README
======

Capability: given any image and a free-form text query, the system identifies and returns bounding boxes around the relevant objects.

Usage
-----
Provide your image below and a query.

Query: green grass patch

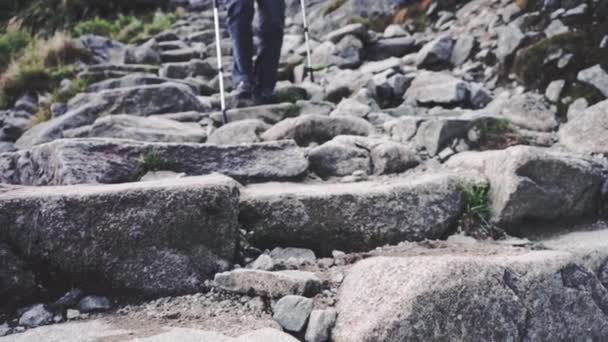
[72,12,178,44]
[458,184,493,238]
[137,148,165,174]
[0,31,31,72]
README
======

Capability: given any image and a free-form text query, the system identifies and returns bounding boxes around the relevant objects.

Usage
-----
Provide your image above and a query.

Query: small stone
[66,309,81,320]
[305,309,338,342]
[78,296,111,313]
[249,254,275,271]
[567,98,589,121]
[0,323,10,337]
[19,304,54,328]
[557,53,573,69]
[544,20,569,38]
[214,269,322,298]
[332,251,346,259]
[270,247,317,265]
[577,65,608,97]
[545,80,565,102]
[54,288,84,309]
[272,295,314,332]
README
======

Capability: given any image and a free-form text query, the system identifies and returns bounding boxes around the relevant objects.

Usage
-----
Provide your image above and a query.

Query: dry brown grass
[0,32,90,108]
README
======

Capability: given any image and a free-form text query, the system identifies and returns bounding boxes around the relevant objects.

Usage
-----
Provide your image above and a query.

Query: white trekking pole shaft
[299,0,314,83]
[213,0,228,124]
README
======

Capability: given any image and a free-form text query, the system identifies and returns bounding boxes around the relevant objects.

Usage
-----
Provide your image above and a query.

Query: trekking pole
[299,0,315,83]
[213,0,229,124]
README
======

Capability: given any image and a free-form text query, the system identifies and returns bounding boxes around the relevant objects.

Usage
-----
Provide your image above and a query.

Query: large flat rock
[16,83,207,149]
[446,146,605,230]
[239,172,470,255]
[559,100,608,154]
[0,175,240,296]
[0,138,309,185]
[333,249,608,341]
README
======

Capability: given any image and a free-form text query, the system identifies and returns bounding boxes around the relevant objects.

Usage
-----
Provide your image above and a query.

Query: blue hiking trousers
[226,0,286,94]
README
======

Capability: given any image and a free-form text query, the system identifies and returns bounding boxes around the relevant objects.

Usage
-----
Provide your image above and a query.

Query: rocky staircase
[1,0,608,341]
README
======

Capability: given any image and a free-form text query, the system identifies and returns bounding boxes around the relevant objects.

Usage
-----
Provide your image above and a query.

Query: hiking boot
[254,90,277,105]
[235,81,254,100]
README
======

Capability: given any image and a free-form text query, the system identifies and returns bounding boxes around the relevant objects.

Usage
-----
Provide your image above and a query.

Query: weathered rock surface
[309,135,420,178]
[214,269,321,298]
[207,119,270,145]
[272,295,313,332]
[239,172,469,255]
[446,146,604,229]
[0,175,240,295]
[404,71,469,106]
[0,139,308,185]
[305,309,337,342]
[559,100,608,154]
[0,242,37,312]
[16,83,207,149]
[262,115,375,146]
[333,251,608,341]
[84,115,207,143]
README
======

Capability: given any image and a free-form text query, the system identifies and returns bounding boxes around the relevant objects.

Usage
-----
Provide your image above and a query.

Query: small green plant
[458,184,493,238]
[477,118,523,151]
[137,148,165,173]
[324,0,348,16]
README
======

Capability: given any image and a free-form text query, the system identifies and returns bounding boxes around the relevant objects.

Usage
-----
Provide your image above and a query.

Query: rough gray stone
[326,24,369,44]
[559,100,608,154]
[451,35,475,66]
[446,146,604,228]
[270,247,316,265]
[577,65,608,97]
[309,136,419,178]
[262,115,375,146]
[333,251,608,341]
[86,115,207,143]
[0,175,240,295]
[18,304,54,328]
[368,36,416,60]
[78,296,111,313]
[498,92,558,131]
[210,103,300,124]
[1,139,308,185]
[305,309,337,342]
[404,71,469,106]
[496,25,524,62]
[16,83,207,149]
[0,242,37,311]
[545,79,565,102]
[207,119,271,145]
[566,98,589,121]
[239,172,469,255]
[214,269,321,298]
[416,36,454,70]
[273,295,314,332]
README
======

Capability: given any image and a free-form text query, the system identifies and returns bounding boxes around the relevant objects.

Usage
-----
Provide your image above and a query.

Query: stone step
[239,172,475,255]
[0,175,240,297]
[333,225,608,341]
[16,83,208,149]
[65,114,208,143]
[1,138,309,186]
[446,145,606,231]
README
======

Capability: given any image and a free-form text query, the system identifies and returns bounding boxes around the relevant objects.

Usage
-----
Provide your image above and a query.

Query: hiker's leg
[226,0,255,87]
[254,0,286,95]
